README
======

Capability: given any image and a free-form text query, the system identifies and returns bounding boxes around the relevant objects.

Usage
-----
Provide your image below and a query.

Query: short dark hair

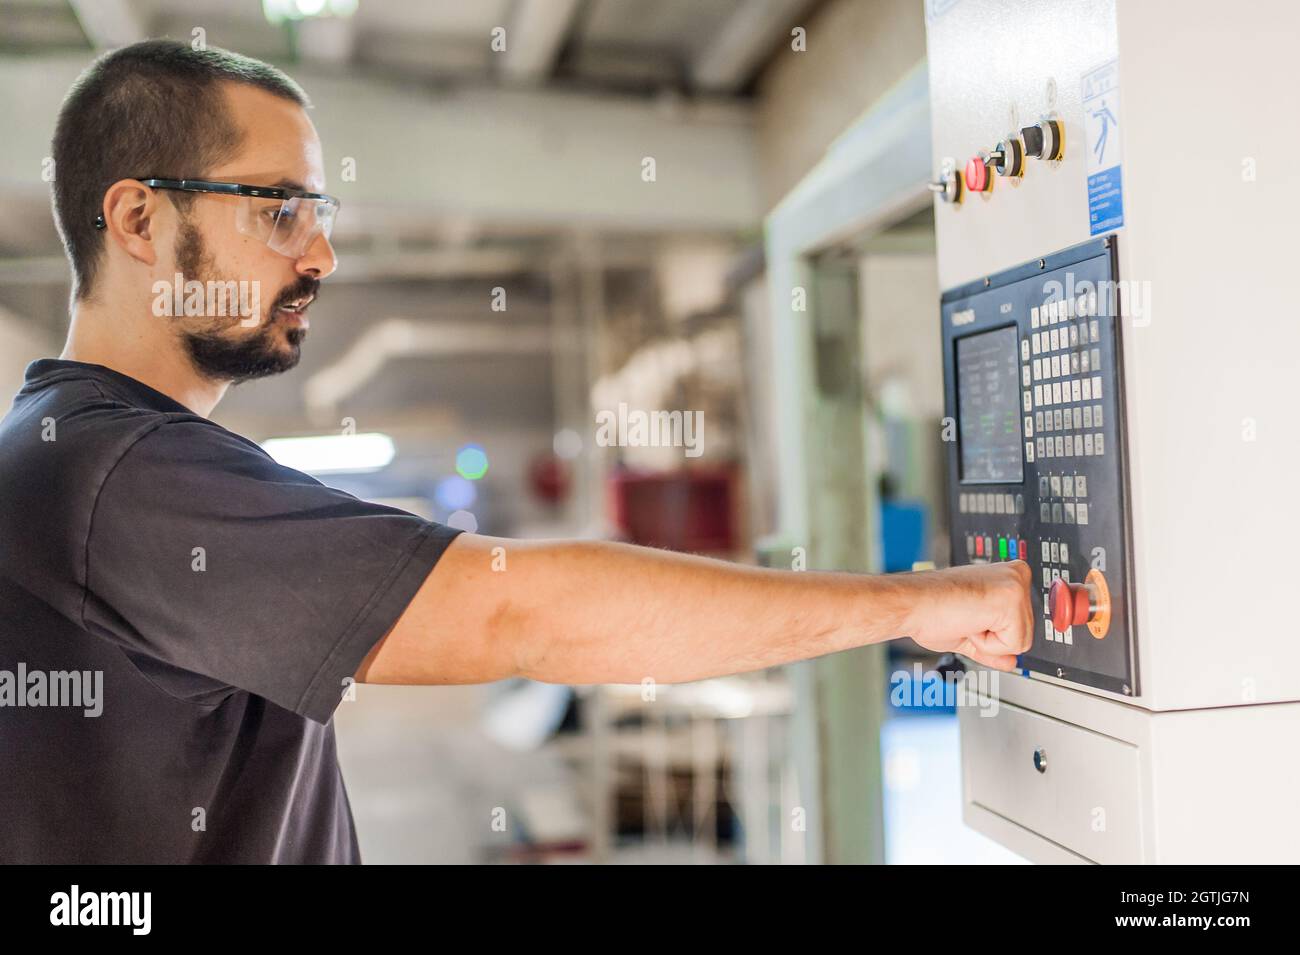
[51,39,310,299]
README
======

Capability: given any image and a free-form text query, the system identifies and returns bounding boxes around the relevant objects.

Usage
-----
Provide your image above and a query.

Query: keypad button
[1024,415,1034,437]
[1036,437,1045,456]
[1051,502,1063,523]
[1039,476,1049,497]
[1081,350,1091,372]
[1049,542,1060,562]
[1095,433,1105,455]
[1059,542,1069,563]
[1054,436,1064,457]
[1033,358,1042,380]
[1021,338,1030,361]
[1069,325,1079,348]
[1015,493,1024,514]
[1083,405,1093,428]
[1023,364,1031,386]
[1089,319,1100,342]
[1076,502,1088,525]
[1091,347,1101,368]
[1064,502,1076,523]
[1092,376,1102,400]
[1050,476,1061,497]
[1062,475,1074,496]
[1084,433,1094,455]
[1041,540,1051,562]
[1032,306,1040,328]
[1040,502,1050,522]
[1076,476,1087,497]
[1093,404,1103,427]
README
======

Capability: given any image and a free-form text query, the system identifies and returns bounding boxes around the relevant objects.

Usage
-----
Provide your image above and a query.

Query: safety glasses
[131,178,340,259]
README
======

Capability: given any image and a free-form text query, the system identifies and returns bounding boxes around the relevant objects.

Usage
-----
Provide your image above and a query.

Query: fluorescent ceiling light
[261,432,395,475]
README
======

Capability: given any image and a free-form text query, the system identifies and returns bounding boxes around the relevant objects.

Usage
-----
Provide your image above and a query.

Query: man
[0,40,1031,863]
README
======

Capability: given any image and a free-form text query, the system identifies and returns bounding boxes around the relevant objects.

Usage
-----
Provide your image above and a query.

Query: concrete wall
[754,0,927,212]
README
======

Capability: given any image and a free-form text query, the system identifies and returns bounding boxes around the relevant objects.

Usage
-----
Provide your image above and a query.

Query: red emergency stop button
[1048,570,1113,639]
[965,155,992,193]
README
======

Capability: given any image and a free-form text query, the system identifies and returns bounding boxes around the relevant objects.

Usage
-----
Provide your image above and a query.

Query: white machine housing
[926,0,1300,862]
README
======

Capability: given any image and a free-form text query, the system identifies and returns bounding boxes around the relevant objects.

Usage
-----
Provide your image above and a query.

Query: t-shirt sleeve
[82,418,463,724]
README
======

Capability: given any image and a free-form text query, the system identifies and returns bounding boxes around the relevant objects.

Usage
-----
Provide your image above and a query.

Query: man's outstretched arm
[355,534,1034,687]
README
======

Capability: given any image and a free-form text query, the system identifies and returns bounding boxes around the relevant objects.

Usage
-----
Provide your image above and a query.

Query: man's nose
[296,231,337,280]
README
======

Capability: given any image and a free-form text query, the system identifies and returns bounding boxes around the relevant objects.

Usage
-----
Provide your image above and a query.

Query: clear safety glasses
[130,178,340,259]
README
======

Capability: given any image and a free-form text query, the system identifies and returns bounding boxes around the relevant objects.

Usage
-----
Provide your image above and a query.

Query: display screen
[956,326,1024,484]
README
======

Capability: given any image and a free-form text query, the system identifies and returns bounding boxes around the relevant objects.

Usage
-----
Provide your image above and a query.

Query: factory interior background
[0,0,1023,864]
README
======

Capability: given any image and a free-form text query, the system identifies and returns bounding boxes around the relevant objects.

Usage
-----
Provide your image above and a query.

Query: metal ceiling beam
[67,0,145,50]
[498,0,583,85]
[690,0,812,93]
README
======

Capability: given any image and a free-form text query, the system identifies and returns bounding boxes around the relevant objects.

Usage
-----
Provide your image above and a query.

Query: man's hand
[903,561,1035,672]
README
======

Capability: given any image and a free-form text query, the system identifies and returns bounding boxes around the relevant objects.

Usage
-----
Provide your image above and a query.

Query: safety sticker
[1081,58,1123,235]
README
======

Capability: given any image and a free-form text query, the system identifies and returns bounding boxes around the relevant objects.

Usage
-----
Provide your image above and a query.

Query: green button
[998,537,1008,560]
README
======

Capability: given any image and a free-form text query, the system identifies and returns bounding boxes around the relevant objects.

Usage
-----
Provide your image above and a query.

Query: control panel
[941,236,1136,696]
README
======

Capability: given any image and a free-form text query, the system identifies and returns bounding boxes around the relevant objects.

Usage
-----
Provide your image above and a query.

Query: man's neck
[61,305,229,418]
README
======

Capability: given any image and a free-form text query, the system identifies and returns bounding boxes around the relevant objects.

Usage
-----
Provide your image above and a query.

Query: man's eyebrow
[272,178,308,192]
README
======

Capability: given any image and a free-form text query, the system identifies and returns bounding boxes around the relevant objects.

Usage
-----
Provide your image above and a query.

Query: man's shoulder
[0,375,252,504]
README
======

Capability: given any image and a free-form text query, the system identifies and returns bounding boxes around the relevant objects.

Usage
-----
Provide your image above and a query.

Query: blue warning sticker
[1081,59,1123,235]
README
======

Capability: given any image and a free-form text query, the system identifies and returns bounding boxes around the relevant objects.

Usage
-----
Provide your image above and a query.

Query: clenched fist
[904,561,1035,671]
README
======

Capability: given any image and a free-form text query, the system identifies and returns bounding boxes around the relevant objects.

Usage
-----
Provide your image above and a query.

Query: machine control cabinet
[941,237,1135,696]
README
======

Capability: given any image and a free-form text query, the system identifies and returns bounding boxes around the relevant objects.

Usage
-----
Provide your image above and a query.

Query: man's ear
[101,179,161,267]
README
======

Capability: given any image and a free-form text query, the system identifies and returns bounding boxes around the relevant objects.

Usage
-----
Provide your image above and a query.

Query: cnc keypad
[942,238,1136,695]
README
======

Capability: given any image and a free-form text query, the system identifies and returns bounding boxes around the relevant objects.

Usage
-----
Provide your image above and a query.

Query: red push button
[964,155,991,193]
[975,535,984,556]
[1017,539,1027,561]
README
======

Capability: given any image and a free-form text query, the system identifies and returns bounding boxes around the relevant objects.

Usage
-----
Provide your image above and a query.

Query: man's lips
[274,295,313,329]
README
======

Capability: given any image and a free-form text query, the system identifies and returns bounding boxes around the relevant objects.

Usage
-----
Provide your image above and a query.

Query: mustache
[272,276,321,310]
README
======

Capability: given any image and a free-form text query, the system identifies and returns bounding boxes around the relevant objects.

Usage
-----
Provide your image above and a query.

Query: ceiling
[1,0,817,96]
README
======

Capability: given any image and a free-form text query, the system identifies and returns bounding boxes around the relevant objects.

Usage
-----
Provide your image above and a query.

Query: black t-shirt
[0,358,462,863]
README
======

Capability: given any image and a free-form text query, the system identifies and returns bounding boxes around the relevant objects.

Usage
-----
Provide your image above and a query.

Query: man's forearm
[499,538,915,685]
[358,533,1032,686]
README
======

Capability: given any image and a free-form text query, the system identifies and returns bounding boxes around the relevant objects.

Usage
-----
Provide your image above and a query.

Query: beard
[173,220,318,385]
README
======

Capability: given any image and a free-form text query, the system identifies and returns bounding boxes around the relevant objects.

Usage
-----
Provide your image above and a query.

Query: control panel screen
[956,326,1024,484]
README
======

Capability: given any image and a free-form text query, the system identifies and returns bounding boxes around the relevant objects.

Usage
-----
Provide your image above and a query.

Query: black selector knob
[1020,119,1064,161]
[991,137,1025,177]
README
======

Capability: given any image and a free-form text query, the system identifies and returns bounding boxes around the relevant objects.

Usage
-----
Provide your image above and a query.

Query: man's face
[164,82,336,384]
